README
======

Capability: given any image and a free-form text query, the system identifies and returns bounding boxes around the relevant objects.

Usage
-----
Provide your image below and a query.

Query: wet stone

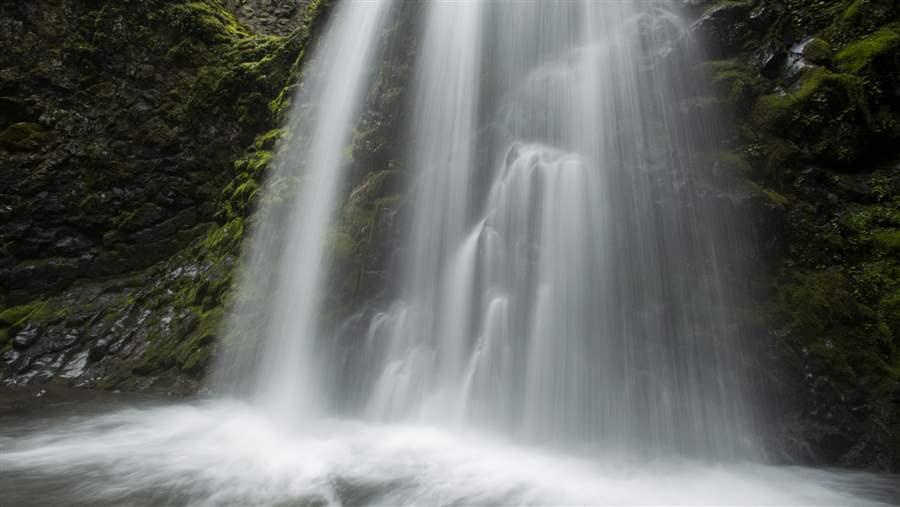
[59,352,89,379]
[1,349,20,364]
[89,338,110,361]
[12,324,41,350]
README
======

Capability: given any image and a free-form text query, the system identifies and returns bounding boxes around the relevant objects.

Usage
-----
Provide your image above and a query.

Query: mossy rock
[327,230,357,262]
[803,38,832,65]
[835,25,900,73]
[748,181,789,207]
[753,69,865,131]
[0,301,62,349]
[167,1,250,44]
[706,59,765,113]
[751,68,872,167]
[0,301,55,329]
[0,122,48,151]
[783,270,859,335]
[883,292,900,334]
[873,229,900,252]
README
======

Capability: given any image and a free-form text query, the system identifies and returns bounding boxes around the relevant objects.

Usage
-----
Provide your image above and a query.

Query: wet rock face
[0,0,247,304]
[224,0,308,36]
[0,0,333,393]
[689,1,757,58]
[11,325,40,350]
[0,249,237,395]
[691,0,900,471]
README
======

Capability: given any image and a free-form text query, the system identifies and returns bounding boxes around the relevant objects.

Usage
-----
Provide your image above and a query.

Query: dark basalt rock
[12,325,41,350]
[690,2,755,58]
[1,350,20,364]
[754,42,786,79]
[690,0,900,472]
[0,0,335,393]
[224,0,308,36]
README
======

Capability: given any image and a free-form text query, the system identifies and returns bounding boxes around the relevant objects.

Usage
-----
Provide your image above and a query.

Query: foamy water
[2,400,896,506]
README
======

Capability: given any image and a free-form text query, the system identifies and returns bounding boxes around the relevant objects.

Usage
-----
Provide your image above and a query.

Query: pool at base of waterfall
[1,390,897,507]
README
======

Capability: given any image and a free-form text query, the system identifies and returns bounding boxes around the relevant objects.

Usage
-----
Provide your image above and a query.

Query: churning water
[2,1,898,505]
[2,397,898,506]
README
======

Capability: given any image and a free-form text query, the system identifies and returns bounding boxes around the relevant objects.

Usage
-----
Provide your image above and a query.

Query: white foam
[3,401,893,506]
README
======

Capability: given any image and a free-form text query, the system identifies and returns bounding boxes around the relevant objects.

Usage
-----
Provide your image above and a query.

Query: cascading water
[2,2,898,506]
[215,0,395,424]
[357,1,758,459]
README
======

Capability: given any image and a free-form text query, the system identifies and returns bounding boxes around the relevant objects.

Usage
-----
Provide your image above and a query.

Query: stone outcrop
[690,0,900,470]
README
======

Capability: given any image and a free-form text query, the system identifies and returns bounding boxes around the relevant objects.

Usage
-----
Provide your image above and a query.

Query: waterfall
[352,1,759,458]
[216,0,395,424]
[223,0,760,457]
[4,2,899,505]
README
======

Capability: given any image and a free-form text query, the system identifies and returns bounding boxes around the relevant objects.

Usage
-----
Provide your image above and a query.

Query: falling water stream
[2,1,898,505]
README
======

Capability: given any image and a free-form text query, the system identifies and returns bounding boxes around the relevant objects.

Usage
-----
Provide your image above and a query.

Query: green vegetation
[167,1,250,43]
[835,25,900,72]
[803,38,832,65]
[701,0,900,469]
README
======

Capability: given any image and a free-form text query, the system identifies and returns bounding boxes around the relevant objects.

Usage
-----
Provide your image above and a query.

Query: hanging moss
[253,128,285,151]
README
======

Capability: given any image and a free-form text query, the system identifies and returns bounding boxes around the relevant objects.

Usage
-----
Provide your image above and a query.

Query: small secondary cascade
[224,0,760,459]
[216,0,395,424]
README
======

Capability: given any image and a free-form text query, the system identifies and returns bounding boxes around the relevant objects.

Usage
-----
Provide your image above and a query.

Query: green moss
[247,150,273,176]
[748,181,789,207]
[202,218,245,254]
[835,26,900,73]
[302,0,336,29]
[753,68,865,130]
[268,87,292,118]
[702,0,900,468]
[0,301,63,348]
[707,59,765,112]
[0,302,52,328]
[167,1,250,44]
[874,230,900,251]
[716,150,753,173]
[803,38,832,65]
[166,37,209,66]
[0,122,48,151]
[328,230,357,261]
[844,200,900,235]
[840,0,864,23]
[784,270,859,335]
[254,128,285,151]
[175,307,223,375]
[374,195,401,210]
